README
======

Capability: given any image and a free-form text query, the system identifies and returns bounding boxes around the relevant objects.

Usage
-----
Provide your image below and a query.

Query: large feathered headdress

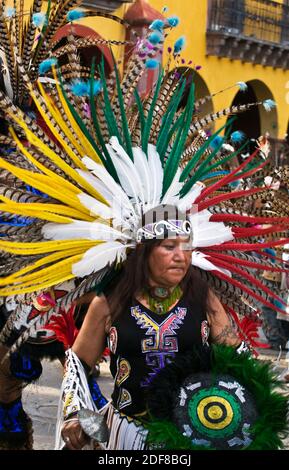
[0,5,288,353]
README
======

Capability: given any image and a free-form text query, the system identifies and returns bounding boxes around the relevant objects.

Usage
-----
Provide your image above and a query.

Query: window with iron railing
[207,0,289,45]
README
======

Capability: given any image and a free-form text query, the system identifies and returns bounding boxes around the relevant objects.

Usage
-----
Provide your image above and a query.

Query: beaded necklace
[143,285,183,315]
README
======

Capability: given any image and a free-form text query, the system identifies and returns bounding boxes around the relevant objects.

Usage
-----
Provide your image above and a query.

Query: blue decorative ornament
[167,16,180,27]
[145,59,160,69]
[231,130,246,144]
[32,12,47,28]
[262,99,276,112]
[67,9,85,22]
[39,58,57,75]
[88,376,108,410]
[209,135,224,149]
[149,19,164,31]
[0,398,28,434]
[10,352,43,382]
[148,31,163,45]
[174,36,186,54]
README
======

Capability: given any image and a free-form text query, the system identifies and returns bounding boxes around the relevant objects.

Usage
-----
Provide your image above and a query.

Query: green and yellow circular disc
[188,387,241,438]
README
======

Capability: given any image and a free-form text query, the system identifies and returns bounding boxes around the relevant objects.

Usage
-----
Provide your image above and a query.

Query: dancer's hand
[61,418,90,450]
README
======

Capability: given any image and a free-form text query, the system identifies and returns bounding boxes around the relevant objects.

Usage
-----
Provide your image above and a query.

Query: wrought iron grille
[81,0,132,12]
[207,0,289,45]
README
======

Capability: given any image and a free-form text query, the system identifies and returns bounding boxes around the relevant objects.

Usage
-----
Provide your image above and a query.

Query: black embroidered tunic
[108,293,210,416]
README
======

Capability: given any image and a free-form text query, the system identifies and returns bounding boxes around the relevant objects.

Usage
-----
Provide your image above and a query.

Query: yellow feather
[2,253,83,285]
[0,247,88,284]
[0,239,98,255]
[0,273,76,296]
[37,80,87,158]
[52,66,103,164]
[9,118,108,204]
[0,198,94,222]
[0,254,84,295]
[9,127,82,194]
[0,203,73,224]
[0,157,86,210]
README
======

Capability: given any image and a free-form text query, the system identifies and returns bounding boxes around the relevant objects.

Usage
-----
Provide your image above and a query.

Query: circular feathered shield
[144,345,288,450]
[172,372,258,450]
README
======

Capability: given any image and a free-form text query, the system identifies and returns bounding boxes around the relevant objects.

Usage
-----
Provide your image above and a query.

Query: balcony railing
[81,0,132,12]
[207,0,289,69]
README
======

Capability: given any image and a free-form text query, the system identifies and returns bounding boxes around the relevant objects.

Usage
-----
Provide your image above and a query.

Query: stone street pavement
[23,350,289,450]
[22,359,113,450]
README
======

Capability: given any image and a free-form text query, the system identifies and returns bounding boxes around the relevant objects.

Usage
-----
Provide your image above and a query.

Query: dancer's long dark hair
[106,239,210,321]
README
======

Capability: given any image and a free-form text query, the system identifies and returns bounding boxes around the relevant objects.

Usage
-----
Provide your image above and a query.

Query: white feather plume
[177,182,205,212]
[72,241,133,277]
[132,147,151,203]
[147,144,163,207]
[42,221,128,241]
[191,251,232,277]
[189,210,234,247]
[82,157,136,222]
[106,138,144,208]
[76,169,114,205]
[78,193,113,219]
[161,167,183,205]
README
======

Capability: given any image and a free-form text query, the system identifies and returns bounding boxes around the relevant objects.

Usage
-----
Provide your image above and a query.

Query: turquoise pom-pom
[262,99,276,112]
[39,58,58,75]
[167,16,180,27]
[148,31,163,45]
[70,80,102,97]
[67,9,85,22]
[231,131,246,144]
[149,19,164,31]
[174,36,186,54]
[32,13,47,28]
[70,80,88,97]
[236,81,248,92]
[145,59,160,69]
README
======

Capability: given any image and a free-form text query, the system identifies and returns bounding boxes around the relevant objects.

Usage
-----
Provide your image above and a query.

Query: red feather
[198,187,265,212]
[210,214,289,225]
[194,148,260,204]
[207,255,287,307]
[44,306,79,350]
[228,307,269,353]
[206,238,289,252]
[202,250,287,273]
[232,225,289,239]
[211,269,286,315]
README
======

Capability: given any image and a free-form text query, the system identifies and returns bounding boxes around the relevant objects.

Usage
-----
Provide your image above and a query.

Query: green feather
[187,122,234,185]
[89,58,119,182]
[198,139,250,180]
[156,79,186,162]
[57,70,105,164]
[163,82,195,195]
[180,120,231,185]
[134,89,146,137]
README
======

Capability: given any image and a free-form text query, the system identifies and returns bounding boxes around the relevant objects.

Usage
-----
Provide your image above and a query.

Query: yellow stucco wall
[2,0,289,139]
[146,0,289,140]
[76,0,289,140]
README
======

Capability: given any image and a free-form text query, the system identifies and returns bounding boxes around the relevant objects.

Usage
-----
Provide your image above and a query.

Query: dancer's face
[148,236,192,288]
